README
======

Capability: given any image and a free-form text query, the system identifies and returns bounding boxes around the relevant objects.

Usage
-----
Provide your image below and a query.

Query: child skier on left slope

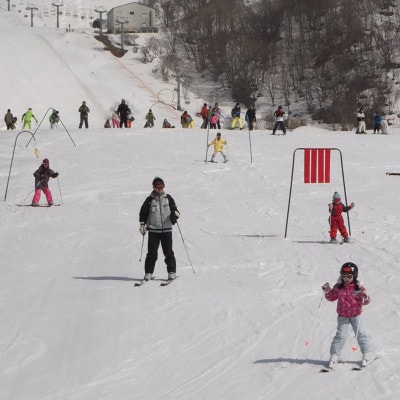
[31,158,59,206]
[322,262,373,369]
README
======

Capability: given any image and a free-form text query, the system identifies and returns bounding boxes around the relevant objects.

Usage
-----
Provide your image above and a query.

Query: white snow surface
[1,7,400,400]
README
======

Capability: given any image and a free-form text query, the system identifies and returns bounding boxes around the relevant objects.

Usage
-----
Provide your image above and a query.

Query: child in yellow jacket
[208,132,227,163]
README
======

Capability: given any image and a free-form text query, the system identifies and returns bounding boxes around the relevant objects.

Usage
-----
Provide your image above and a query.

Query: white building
[107,2,157,34]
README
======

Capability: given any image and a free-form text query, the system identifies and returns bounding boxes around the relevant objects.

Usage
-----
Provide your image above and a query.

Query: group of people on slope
[200,102,259,131]
[4,101,288,133]
[200,103,222,129]
[136,179,373,369]
[4,107,39,130]
[356,107,388,134]
[104,99,135,128]
[26,156,374,369]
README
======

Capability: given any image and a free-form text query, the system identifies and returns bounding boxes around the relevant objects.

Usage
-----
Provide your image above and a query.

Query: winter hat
[42,158,49,164]
[217,132,221,136]
[332,191,341,200]
[152,177,165,187]
[340,262,358,279]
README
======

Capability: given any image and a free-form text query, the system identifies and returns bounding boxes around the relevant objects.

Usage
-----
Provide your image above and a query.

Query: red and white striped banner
[304,148,331,183]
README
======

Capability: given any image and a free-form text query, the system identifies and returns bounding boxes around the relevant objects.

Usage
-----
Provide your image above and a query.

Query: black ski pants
[273,121,286,134]
[144,231,176,274]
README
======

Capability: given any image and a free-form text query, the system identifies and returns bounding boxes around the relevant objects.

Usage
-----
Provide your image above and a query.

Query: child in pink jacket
[322,262,373,369]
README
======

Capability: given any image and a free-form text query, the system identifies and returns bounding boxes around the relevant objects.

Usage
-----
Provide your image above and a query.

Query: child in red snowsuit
[329,192,354,243]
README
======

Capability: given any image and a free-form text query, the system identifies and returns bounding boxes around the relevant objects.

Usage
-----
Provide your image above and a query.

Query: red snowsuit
[329,201,353,239]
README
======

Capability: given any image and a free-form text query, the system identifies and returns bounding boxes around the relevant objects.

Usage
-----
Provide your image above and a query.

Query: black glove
[170,210,180,225]
[53,172,59,178]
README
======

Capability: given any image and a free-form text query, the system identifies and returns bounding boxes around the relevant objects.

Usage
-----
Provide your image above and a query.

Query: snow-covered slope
[1,7,400,400]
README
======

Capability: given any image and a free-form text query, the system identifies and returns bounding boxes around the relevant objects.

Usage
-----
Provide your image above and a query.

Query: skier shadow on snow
[293,240,331,244]
[73,276,137,282]
[254,357,327,367]
[73,276,165,283]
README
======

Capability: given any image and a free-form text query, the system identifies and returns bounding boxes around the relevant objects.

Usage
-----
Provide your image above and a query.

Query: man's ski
[160,279,176,286]
[134,279,152,287]
[134,276,177,287]
[160,276,178,286]
[386,172,400,176]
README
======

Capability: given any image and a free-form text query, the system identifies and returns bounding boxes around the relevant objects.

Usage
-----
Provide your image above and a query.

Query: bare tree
[141,36,161,63]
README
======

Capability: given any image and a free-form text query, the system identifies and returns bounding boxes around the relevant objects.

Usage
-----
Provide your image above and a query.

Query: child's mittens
[322,282,331,293]
[361,288,370,301]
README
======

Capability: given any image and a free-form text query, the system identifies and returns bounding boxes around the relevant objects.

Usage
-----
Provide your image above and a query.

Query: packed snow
[1,5,400,400]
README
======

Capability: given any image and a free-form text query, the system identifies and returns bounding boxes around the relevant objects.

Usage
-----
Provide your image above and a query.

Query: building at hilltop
[107,2,157,34]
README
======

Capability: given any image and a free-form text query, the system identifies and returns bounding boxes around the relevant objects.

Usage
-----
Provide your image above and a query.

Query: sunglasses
[341,274,353,280]
[154,185,164,189]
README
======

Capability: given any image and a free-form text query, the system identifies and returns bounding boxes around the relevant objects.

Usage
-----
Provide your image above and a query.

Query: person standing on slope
[246,104,257,131]
[230,103,243,130]
[373,112,381,134]
[144,109,156,127]
[4,109,15,130]
[139,177,180,282]
[322,262,373,369]
[328,191,354,243]
[272,105,286,135]
[49,110,60,129]
[78,101,90,129]
[200,103,209,129]
[208,132,227,163]
[22,107,38,130]
[31,158,59,206]
[356,107,366,134]
[117,99,129,128]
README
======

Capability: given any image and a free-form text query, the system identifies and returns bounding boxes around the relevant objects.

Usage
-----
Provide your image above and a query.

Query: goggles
[341,274,353,280]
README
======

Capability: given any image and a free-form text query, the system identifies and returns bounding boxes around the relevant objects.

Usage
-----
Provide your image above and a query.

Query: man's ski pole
[139,234,145,262]
[176,221,196,274]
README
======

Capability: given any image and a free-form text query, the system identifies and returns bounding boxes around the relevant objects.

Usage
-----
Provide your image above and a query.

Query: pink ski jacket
[325,281,370,318]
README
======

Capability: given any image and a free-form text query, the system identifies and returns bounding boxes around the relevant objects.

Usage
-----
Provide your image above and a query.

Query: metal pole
[176,76,182,111]
[284,149,298,238]
[58,117,77,146]
[56,177,63,205]
[4,131,36,201]
[338,149,351,236]
[204,123,210,163]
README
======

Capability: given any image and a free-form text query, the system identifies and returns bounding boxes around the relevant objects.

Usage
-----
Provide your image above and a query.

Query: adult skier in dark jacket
[139,177,180,281]
[117,99,129,128]
[246,104,257,131]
